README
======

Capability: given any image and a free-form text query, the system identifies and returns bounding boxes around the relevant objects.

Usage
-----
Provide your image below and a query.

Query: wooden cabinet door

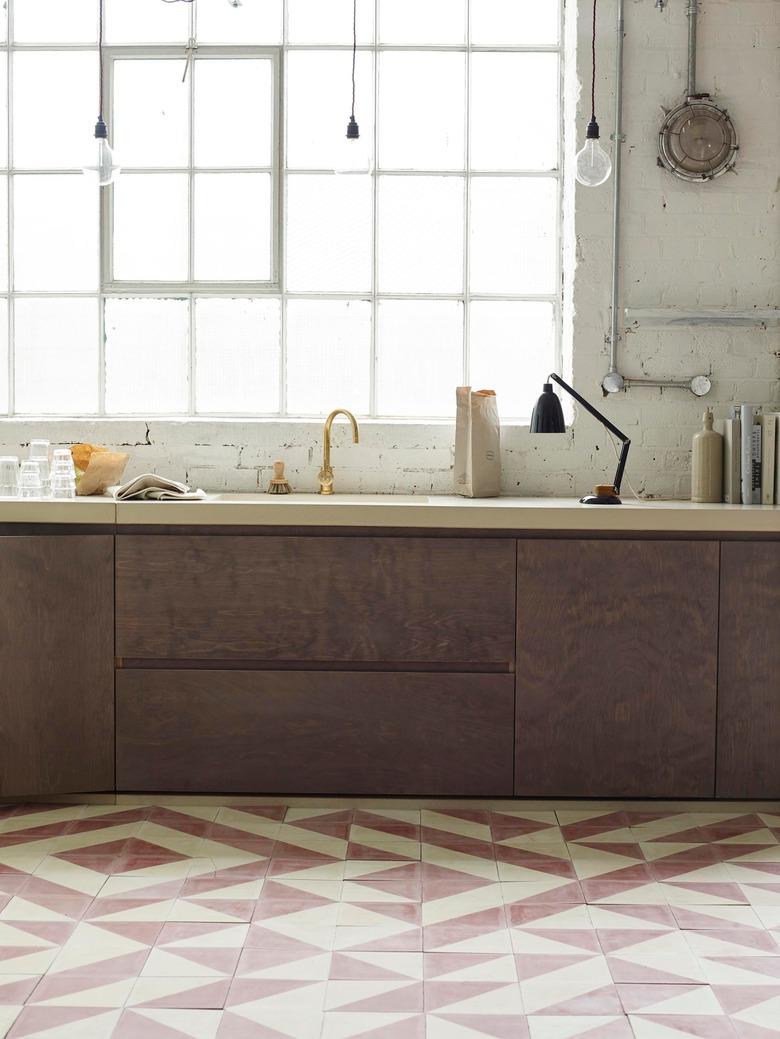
[718,542,780,798]
[116,534,516,667]
[116,670,515,796]
[0,535,114,797]
[515,540,719,797]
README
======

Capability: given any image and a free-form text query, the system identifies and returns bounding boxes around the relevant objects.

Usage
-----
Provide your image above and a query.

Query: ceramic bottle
[691,409,723,503]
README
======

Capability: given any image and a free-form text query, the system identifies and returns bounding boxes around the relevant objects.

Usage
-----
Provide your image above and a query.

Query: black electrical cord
[590,0,597,124]
[98,0,103,119]
[351,0,357,121]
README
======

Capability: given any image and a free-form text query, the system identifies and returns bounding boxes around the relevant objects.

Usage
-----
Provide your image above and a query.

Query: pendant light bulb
[575,118,611,187]
[83,118,120,186]
[83,0,119,187]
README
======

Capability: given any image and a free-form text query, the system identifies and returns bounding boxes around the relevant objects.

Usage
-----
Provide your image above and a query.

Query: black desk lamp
[530,373,631,505]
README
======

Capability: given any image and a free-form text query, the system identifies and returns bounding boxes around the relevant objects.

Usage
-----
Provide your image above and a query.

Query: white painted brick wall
[0,0,777,500]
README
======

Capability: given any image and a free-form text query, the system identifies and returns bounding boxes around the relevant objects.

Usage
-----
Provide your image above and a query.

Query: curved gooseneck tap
[319,409,360,495]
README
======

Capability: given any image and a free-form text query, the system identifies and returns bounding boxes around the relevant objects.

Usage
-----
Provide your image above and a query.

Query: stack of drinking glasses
[0,441,77,500]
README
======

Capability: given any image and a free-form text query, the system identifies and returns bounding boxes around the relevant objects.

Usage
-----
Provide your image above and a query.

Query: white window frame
[1,0,566,421]
[101,45,283,296]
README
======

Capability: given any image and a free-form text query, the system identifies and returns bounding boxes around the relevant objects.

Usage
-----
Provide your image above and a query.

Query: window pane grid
[0,0,563,420]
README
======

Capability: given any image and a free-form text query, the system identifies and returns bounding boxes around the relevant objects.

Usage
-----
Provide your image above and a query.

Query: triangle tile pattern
[0,803,779,1036]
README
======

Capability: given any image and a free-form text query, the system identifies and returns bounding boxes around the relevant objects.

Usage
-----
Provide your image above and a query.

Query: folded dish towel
[114,473,207,502]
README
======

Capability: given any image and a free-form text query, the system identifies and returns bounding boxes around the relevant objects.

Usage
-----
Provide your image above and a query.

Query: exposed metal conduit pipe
[600,0,712,397]
[687,0,698,98]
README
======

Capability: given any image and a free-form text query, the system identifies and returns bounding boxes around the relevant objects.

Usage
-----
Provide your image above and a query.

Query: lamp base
[579,484,622,505]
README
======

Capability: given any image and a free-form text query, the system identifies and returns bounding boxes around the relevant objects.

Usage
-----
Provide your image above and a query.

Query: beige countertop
[1,493,779,533]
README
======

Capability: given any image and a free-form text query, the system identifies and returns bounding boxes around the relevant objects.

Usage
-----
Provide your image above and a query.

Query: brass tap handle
[318,465,335,496]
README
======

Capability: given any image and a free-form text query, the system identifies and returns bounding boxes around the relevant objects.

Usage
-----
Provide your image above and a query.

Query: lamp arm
[549,373,631,494]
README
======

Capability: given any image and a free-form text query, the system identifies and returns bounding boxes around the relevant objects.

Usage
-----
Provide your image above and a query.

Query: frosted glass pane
[0,177,7,292]
[13,52,96,169]
[105,0,190,43]
[288,0,374,44]
[105,298,188,414]
[286,300,371,416]
[286,175,372,293]
[379,0,466,44]
[470,178,558,295]
[0,299,7,414]
[378,176,464,294]
[469,301,556,420]
[14,0,97,42]
[113,174,188,281]
[196,0,282,43]
[286,51,373,171]
[14,175,98,291]
[377,301,462,417]
[471,0,560,45]
[195,59,273,168]
[0,56,8,167]
[114,60,189,168]
[471,55,559,171]
[195,298,280,414]
[194,173,272,281]
[14,298,99,415]
[379,53,465,171]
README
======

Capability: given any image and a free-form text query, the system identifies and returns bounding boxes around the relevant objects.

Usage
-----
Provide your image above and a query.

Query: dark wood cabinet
[115,534,516,667]
[717,542,780,798]
[515,540,719,797]
[116,669,515,795]
[0,535,114,797]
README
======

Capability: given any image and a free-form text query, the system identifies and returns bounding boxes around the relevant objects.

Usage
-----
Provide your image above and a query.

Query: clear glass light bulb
[575,120,612,187]
[82,120,120,187]
[334,115,372,175]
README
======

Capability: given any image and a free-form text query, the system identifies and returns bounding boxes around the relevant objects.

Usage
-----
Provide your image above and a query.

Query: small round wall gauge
[690,374,712,397]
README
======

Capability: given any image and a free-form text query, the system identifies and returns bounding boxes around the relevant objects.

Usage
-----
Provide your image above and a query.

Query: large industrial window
[0,0,563,420]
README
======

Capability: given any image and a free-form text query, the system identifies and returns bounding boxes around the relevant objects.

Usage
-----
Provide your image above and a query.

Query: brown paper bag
[72,444,130,496]
[454,387,501,498]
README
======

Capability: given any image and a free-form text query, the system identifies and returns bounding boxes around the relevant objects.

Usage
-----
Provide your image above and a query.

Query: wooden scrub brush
[267,460,292,494]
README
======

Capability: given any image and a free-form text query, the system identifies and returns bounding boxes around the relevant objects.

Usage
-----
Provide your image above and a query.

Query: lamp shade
[530,383,566,433]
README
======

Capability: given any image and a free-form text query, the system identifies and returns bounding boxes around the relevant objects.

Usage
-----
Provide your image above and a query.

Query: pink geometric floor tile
[25,973,136,1007]
[424,953,517,982]
[113,1008,223,1038]
[128,977,232,1009]
[670,908,764,931]
[527,1017,633,1039]
[7,1005,122,1038]
[427,1013,530,1038]
[324,979,424,1012]
[628,1014,738,1038]
[729,1023,780,1039]
[423,981,522,1014]
[322,1013,425,1039]
[617,984,725,1015]
[329,953,423,982]
[0,975,40,1004]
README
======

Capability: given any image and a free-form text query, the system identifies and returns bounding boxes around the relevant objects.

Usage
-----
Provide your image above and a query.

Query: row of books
[719,406,780,505]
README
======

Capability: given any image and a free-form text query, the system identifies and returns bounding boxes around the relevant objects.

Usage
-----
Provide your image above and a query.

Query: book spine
[740,404,753,505]
[751,423,762,505]
[719,418,740,504]
[760,414,777,506]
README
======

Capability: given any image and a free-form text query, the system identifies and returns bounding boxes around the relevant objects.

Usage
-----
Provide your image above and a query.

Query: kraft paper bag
[454,387,501,498]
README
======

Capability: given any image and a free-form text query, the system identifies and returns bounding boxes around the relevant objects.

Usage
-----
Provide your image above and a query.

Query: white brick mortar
[0,0,777,500]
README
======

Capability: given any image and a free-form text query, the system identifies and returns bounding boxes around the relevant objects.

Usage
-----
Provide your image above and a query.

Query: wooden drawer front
[116,670,515,795]
[515,540,719,798]
[717,543,780,798]
[116,534,515,665]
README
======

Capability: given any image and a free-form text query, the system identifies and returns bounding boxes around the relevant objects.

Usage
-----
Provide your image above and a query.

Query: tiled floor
[0,802,779,1039]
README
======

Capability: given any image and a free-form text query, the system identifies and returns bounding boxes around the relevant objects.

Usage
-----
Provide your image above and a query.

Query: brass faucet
[318,408,360,495]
